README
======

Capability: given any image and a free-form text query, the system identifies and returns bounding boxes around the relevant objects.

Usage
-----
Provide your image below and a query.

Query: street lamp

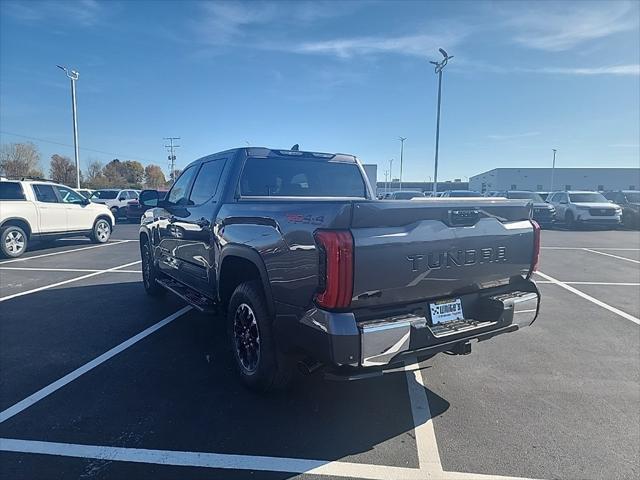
[57,65,80,189]
[429,48,453,197]
[389,158,394,191]
[550,149,557,191]
[398,136,407,190]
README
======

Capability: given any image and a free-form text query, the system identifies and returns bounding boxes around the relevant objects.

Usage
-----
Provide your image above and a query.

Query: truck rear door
[348,199,535,309]
[31,183,68,233]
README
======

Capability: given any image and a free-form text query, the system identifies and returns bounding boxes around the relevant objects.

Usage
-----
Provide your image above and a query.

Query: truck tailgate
[349,199,534,309]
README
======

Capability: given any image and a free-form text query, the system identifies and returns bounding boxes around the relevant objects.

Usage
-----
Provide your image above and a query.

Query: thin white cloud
[289,32,465,58]
[487,132,541,140]
[3,0,105,27]
[500,1,639,51]
[196,2,277,45]
[455,58,640,77]
[194,2,467,59]
[534,65,640,76]
[195,1,363,46]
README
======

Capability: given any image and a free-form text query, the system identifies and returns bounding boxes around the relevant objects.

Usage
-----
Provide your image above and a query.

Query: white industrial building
[362,164,377,191]
[469,168,640,193]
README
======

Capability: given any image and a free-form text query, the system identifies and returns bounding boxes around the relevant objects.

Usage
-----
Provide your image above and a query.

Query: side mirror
[139,189,160,208]
[608,199,614,203]
[82,197,90,205]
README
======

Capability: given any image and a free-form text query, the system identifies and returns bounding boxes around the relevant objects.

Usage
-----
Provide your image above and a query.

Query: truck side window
[32,184,59,203]
[0,182,25,200]
[189,159,226,205]
[55,186,85,204]
[167,166,197,205]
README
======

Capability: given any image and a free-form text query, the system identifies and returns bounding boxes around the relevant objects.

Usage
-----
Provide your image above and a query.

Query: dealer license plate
[429,298,464,325]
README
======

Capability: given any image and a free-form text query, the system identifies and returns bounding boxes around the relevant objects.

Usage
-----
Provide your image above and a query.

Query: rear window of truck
[0,182,25,200]
[240,158,367,198]
[91,190,119,200]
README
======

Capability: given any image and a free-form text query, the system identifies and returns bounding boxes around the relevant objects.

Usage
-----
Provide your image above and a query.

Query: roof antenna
[291,144,299,151]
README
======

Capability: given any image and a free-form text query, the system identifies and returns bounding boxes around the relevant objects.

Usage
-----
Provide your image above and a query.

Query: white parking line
[581,248,640,264]
[537,271,640,326]
[0,437,426,480]
[404,364,442,471]
[0,266,141,274]
[0,260,141,302]
[536,280,640,286]
[0,240,134,265]
[0,437,545,480]
[0,306,192,423]
[541,247,640,251]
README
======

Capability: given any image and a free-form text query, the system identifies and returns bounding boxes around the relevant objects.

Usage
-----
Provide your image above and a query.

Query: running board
[156,278,217,313]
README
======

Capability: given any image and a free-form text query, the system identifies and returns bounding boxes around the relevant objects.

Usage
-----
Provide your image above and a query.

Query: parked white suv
[0,179,115,258]
[90,189,139,218]
[547,190,622,228]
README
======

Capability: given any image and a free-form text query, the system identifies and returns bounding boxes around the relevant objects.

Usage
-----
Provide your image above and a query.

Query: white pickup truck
[0,179,115,258]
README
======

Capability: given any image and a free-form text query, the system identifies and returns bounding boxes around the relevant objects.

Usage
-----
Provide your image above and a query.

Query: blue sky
[1,0,639,181]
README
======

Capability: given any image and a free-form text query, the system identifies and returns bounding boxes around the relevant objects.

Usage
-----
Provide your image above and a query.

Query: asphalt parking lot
[0,225,638,480]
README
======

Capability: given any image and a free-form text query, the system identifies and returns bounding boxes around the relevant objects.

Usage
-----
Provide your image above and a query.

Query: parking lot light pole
[57,65,80,189]
[398,137,406,190]
[550,148,557,191]
[429,48,453,197]
[389,158,394,191]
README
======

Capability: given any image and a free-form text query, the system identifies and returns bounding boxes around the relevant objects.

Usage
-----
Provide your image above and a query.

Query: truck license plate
[429,298,464,324]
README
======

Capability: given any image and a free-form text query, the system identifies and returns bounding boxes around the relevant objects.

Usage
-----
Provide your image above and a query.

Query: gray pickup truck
[138,147,541,391]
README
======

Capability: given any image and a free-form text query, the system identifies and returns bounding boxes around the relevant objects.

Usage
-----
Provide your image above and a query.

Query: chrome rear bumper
[359,290,539,367]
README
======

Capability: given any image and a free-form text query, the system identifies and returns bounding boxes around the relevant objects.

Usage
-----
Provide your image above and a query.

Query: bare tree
[84,160,109,189]
[0,142,43,178]
[49,154,77,186]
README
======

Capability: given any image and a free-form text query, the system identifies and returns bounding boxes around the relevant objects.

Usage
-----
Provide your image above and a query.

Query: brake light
[314,230,353,309]
[527,220,541,279]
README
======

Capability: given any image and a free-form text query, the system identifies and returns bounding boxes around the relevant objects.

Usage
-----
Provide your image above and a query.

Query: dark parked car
[603,190,640,228]
[497,191,555,227]
[138,147,540,391]
[125,189,168,223]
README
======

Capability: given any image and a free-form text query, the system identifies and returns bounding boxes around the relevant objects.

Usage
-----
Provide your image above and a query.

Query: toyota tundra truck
[138,147,541,391]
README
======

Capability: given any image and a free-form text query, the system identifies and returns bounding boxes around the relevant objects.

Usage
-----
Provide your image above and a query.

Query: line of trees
[0,142,170,189]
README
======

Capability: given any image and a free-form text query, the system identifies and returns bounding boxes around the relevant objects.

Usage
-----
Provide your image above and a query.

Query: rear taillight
[314,230,353,309]
[528,220,541,279]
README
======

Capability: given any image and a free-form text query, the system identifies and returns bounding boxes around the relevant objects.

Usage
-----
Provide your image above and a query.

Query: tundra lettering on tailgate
[407,246,507,272]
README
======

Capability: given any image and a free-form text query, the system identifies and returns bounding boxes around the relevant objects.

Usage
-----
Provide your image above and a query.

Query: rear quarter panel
[0,200,39,234]
[216,200,353,309]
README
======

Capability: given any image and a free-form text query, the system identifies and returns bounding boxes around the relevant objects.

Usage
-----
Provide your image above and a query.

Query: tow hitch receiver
[449,341,472,355]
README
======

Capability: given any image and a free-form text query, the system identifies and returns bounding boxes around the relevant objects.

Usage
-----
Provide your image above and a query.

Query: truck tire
[140,239,165,296]
[227,281,292,392]
[0,225,28,258]
[90,218,112,243]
